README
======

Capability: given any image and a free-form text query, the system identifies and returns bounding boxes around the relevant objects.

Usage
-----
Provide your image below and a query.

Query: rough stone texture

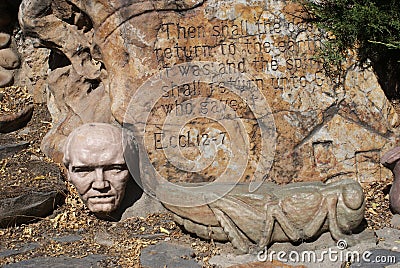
[18,0,399,186]
[0,141,30,159]
[52,234,83,243]
[0,189,66,227]
[120,193,166,220]
[140,241,200,268]
[15,36,50,103]
[0,104,34,133]
[0,243,39,258]
[157,180,366,253]
[375,227,400,251]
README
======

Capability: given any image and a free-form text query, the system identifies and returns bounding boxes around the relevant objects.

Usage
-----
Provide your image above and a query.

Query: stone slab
[0,190,65,228]
[140,241,200,268]
[0,243,39,258]
[3,255,107,268]
[0,104,34,133]
[0,141,29,160]
[52,235,83,243]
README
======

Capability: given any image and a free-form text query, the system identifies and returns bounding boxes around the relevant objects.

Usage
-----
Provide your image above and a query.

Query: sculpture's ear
[381,147,400,168]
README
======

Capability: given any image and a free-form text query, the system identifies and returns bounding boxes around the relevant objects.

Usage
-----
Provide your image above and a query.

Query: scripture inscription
[134,2,328,184]
[140,2,328,184]
[123,0,395,186]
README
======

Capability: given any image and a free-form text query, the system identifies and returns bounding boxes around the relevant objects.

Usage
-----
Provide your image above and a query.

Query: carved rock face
[64,123,130,215]
[157,179,366,253]
[19,0,399,185]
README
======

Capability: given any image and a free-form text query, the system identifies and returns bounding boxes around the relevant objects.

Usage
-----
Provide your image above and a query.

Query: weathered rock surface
[140,241,200,268]
[0,141,29,159]
[19,0,399,185]
[15,38,50,103]
[0,243,39,259]
[0,189,65,228]
[0,104,34,133]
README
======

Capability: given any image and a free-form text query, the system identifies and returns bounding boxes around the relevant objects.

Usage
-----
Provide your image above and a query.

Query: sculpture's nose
[92,168,110,189]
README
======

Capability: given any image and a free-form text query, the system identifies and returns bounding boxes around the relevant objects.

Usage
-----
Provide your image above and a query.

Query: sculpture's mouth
[89,195,115,202]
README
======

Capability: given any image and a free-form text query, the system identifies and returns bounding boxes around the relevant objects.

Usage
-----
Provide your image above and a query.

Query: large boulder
[19,0,399,188]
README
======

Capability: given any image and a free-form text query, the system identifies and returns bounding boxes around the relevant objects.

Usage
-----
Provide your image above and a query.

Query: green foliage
[300,0,400,98]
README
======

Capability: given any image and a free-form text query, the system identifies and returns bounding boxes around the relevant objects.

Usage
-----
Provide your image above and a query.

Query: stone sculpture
[156,179,365,253]
[19,0,398,185]
[63,123,142,220]
[381,147,400,214]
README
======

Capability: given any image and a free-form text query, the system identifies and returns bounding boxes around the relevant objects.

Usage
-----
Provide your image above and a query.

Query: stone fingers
[211,207,251,253]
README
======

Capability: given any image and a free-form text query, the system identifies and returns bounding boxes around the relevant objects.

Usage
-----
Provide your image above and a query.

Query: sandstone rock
[0,48,20,69]
[15,37,50,103]
[0,33,10,49]
[0,66,13,87]
[0,104,34,133]
[19,0,399,185]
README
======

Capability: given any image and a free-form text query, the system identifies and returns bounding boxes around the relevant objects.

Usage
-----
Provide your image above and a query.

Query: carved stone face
[64,123,130,215]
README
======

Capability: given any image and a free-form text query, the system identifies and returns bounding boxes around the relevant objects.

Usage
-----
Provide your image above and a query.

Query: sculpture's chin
[86,199,118,215]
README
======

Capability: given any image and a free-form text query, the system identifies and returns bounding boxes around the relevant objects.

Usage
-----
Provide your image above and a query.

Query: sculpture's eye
[71,166,94,177]
[342,183,364,210]
[104,164,127,176]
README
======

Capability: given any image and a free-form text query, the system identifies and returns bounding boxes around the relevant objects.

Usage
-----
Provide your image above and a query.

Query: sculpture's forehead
[68,132,125,166]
